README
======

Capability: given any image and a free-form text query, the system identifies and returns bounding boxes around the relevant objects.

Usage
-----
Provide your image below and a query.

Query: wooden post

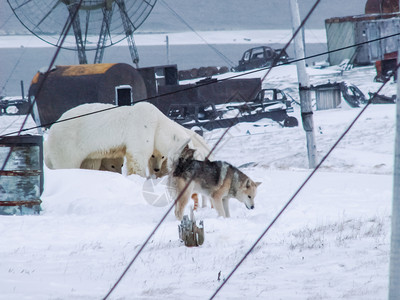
[290,0,317,168]
[20,80,25,100]
[166,35,170,65]
[388,41,400,299]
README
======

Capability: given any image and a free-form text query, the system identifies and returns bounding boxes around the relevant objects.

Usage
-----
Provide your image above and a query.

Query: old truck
[232,46,290,72]
[166,87,298,132]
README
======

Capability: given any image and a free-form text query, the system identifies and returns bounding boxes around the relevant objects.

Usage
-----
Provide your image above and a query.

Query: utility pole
[290,0,317,168]
[388,22,400,298]
[166,35,170,65]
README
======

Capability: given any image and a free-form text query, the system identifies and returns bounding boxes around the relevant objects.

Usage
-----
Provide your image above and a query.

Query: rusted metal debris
[178,208,204,247]
[0,170,41,176]
[0,199,42,207]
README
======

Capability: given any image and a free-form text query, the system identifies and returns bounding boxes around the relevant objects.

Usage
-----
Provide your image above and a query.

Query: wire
[207,61,398,300]
[0,0,84,169]
[0,13,15,30]
[0,48,26,96]
[0,34,33,96]
[3,0,390,297]
[102,1,323,298]
[2,0,395,298]
[2,29,398,138]
[0,115,24,136]
[159,0,235,67]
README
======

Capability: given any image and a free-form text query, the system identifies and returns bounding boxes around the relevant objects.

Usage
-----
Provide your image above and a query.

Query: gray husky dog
[170,146,261,220]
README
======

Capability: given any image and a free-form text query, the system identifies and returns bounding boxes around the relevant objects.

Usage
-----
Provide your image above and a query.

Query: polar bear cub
[80,157,124,173]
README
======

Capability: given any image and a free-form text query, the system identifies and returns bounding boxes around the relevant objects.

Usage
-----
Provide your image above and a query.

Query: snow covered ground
[0,61,397,299]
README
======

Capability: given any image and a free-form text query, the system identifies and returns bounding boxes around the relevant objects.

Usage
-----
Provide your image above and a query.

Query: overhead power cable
[159,0,235,67]
[1,1,397,299]
[208,60,399,300]
[1,29,399,138]
[0,47,27,96]
[102,0,323,298]
[1,0,84,169]
[0,13,15,30]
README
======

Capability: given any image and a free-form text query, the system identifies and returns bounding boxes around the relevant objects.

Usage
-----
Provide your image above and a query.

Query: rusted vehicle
[166,88,298,132]
[232,46,290,72]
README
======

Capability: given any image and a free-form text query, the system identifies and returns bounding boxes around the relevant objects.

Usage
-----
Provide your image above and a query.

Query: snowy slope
[0,62,397,299]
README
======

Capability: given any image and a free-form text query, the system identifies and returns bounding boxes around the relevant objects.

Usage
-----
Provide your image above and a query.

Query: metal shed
[325,12,400,66]
[313,82,341,110]
[29,63,147,127]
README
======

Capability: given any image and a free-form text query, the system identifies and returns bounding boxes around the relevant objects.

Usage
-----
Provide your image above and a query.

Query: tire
[264,47,275,59]
[340,82,365,107]
[283,116,298,127]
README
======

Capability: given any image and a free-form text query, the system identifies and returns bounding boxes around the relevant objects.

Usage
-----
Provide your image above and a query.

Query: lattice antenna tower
[8,0,157,67]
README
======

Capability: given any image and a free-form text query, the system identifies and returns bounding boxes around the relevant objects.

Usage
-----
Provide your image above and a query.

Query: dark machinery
[166,88,298,131]
[0,97,31,116]
[28,64,298,132]
[232,46,290,72]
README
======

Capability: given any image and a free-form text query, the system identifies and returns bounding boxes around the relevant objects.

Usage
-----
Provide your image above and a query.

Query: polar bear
[44,102,210,177]
[80,157,124,173]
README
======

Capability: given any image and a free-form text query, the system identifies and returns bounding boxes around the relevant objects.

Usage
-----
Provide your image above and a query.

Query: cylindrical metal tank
[0,135,43,215]
[29,63,147,127]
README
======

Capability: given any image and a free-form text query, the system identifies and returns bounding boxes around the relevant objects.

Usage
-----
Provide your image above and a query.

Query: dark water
[0,42,327,97]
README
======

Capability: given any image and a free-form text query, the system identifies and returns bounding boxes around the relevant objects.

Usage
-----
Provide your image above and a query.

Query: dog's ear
[246,179,251,189]
[255,182,261,187]
[186,148,196,158]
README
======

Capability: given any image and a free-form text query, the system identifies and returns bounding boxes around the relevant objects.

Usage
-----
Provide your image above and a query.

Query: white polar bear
[44,102,210,177]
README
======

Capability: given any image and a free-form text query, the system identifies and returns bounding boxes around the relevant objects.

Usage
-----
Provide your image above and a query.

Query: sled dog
[171,146,261,220]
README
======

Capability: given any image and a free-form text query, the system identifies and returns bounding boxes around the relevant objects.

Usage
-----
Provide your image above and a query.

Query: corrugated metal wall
[325,21,356,66]
[314,83,341,110]
[325,13,400,66]
[355,18,400,64]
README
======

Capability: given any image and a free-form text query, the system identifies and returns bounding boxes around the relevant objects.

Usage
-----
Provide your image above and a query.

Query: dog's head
[148,149,168,177]
[236,178,261,210]
[180,144,196,160]
[99,157,124,174]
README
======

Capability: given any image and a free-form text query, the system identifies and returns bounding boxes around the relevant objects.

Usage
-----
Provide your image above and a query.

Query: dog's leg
[174,179,193,220]
[201,195,211,208]
[211,194,226,218]
[222,197,230,218]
